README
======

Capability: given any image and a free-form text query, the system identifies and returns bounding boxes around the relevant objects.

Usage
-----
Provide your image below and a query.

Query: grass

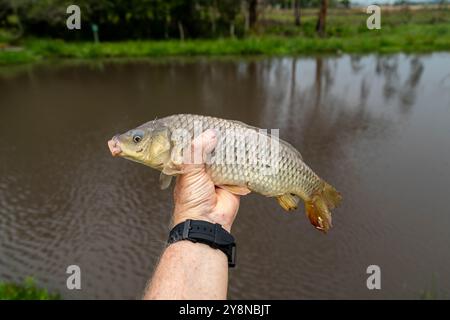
[420,274,447,300]
[1,7,449,65]
[0,277,60,300]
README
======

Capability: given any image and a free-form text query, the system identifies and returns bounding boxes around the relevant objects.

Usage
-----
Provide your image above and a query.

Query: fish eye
[132,132,143,143]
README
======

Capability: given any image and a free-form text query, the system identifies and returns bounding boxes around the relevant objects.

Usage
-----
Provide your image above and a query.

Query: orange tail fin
[305,182,342,233]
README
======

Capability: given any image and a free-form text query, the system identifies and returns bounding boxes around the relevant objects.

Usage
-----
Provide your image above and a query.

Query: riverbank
[1,31,449,66]
[1,7,449,65]
[0,278,60,300]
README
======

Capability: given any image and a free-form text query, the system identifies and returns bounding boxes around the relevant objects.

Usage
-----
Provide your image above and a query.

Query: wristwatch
[168,219,236,267]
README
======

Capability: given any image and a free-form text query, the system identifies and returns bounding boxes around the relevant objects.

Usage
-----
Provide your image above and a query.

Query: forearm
[143,240,229,300]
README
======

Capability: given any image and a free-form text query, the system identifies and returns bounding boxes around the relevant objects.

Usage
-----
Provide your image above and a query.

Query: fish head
[108,124,171,170]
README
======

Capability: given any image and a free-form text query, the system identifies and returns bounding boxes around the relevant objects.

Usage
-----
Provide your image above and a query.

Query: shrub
[0,277,60,300]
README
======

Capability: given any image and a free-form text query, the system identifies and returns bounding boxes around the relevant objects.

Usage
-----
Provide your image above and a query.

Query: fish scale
[159,114,319,198]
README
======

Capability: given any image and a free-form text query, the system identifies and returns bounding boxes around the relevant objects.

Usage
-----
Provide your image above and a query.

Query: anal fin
[276,193,299,211]
[218,184,251,195]
[159,172,173,190]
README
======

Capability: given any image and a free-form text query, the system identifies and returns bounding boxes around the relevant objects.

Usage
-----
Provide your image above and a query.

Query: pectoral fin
[218,184,251,195]
[276,193,300,211]
[162,164,183,176]
[159,172,173,190]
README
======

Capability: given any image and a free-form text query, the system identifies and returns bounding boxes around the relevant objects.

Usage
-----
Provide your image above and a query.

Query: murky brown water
[1,54,450,299]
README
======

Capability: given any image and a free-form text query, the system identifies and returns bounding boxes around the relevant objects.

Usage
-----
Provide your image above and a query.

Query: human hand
[172,129,240,232]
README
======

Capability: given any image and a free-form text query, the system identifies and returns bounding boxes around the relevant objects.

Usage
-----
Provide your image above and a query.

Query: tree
[294,0,301,26]
[0,0,246,40]
[248,0,257,29]
[316,0,327,37]
[217,0,241,37]
[340,0,351,8]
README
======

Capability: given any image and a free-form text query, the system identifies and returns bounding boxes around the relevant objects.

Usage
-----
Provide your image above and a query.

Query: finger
[182,129,218,170]
[200,129,218,155]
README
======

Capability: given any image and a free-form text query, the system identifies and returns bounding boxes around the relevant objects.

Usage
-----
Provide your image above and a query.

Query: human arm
[143,129,240,300]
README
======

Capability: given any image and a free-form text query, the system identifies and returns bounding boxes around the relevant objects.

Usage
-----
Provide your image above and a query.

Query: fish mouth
[108,136,122,157]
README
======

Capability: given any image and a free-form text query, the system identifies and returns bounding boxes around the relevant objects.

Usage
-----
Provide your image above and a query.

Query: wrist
[172,215,233,233]
[168,219,236,267]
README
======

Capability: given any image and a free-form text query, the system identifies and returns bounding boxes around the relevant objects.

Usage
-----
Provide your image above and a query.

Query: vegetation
[0,277,60,300]
[2,0,446,40]
[420,274,447,300]
[0,2,449,65]
[2,0,255,40]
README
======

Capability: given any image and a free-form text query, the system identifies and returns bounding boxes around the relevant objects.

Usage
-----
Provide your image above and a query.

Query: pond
[1,53,450,299]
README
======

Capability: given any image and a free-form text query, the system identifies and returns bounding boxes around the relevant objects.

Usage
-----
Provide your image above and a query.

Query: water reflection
[0,53,449,299]
[375,55,425,113]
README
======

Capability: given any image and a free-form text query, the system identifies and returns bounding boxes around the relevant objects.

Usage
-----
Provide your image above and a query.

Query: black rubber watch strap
[168,219,236,267]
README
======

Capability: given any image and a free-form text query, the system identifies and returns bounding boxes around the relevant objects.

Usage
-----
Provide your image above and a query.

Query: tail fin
[305,182,342,233]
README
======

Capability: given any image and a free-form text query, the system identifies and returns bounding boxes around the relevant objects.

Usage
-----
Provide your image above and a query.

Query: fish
[107,114,342,232]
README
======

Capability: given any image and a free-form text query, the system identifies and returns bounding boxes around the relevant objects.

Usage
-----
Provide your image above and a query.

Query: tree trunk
[316,0,328,37]
[294,0,301,26]
[248,0,257,29]
[178,21,185,41]
[164,16,169,39]
[10,2,24,40]
[210,2,217,36]
[230,22,235,38]
[242,1,250,33]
